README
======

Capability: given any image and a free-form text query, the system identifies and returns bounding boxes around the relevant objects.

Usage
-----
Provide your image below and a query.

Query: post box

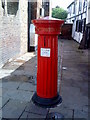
[32,16,64,108]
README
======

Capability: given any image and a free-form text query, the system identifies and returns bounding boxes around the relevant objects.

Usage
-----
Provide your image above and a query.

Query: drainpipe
[28,2,31,52]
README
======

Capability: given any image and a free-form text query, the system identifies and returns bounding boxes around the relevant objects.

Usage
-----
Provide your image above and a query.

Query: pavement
[0,39,89,119]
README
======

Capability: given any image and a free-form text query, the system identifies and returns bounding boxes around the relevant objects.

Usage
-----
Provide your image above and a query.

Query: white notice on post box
[41,48,50,57]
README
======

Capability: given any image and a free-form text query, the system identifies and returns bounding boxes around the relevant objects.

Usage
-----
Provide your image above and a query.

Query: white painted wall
[67,0,89,43]
[88,9,90,23]
[74,32,83,43]
[86,0,90,24]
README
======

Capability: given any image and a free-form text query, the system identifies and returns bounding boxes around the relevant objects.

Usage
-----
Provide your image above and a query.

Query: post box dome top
[32,16,64,24]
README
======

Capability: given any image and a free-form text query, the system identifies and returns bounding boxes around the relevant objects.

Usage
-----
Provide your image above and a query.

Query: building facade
[0,0,52,68]
[67,0,90,45]
[29,0,52,51]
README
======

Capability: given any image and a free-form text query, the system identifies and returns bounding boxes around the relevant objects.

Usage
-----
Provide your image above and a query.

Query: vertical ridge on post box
[46,36,51,97]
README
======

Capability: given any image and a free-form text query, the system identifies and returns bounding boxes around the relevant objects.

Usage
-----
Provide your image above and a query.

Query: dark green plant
[52,7,68,20]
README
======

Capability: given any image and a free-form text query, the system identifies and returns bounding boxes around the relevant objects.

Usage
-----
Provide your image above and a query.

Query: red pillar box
[32,16,64,108]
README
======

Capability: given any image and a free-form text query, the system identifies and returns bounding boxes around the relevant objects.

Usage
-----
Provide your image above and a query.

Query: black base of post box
[32,92,62,108]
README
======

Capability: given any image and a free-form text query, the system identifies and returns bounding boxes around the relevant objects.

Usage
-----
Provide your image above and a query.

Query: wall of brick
[0,0,28,68]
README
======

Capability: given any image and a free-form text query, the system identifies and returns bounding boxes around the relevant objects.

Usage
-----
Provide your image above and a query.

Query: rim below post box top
[32,16,64,35]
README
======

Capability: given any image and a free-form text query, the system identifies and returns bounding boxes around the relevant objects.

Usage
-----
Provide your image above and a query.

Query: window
[73,3,75,14]
[76,20,78,31]
[75,1,77,14]
[1,0,19,16]
[43,2,49,16]
[83,1,85,8]
[89,0,90,9]
[83,0,87,11]
[31,2,37,20]
[76,20,83,32]
[82,18,86,33]
[7,2,19,15]
[79,1,82,11]
[40,8,42,16]
[1,0,5,15]
[1,0,5,9]
[79,20,83,32]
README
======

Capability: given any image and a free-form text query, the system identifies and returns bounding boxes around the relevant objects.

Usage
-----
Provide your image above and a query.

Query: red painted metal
[32,16,64,98]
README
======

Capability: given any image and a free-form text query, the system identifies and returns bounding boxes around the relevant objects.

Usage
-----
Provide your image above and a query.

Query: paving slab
[61,86,88,111]
[27,112,46,119]
[11,70,36,77]
[49,104,73,118]
[20,111,45,119]
[0,88,2,97]
[1,99,27,119]
[0,97,2,109]
[2,81,21,90]
[88,113,90,120]
[0,81,2,88]
[74,110,88,120]
[62,71,88,83]
[18,82,36,92]
[62,80,88,97]
[3,89,34,102]
[19,111,28,119]
[0,110,2,119]
[0,96,10,110]
[2,75,29,82]
[82,105,88,113]
[2,88,8,97]
[63,53,88,63]
[2,97,10,109]
[25,101,48,116]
